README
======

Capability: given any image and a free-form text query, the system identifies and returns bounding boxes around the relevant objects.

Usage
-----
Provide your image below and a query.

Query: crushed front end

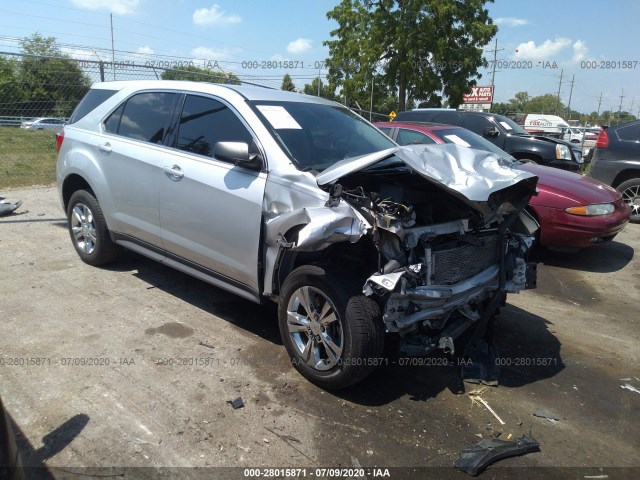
[317,144,539,360]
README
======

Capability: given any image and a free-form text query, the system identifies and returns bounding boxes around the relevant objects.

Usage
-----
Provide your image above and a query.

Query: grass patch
[0,127,58,189]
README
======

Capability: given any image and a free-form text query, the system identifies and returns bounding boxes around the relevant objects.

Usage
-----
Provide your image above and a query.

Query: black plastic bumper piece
[454,433,540,476]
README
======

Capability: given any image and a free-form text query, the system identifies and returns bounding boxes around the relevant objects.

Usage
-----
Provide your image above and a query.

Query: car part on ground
[57,81,539,388]
[375,122,631,250]
[0,197,23,217]
[588,120,640,223]
[453,433,540,476]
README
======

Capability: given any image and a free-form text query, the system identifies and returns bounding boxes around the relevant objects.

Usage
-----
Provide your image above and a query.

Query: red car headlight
[565,203,615,216]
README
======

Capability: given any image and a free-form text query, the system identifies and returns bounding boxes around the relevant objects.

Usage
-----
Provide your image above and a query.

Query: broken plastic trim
[453,433,540,476]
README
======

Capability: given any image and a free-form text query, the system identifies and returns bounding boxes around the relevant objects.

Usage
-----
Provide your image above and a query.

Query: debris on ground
[198,341,215,349]
[0,197,23,217]
[237,444,251,453]
[533,408,560,423]
[228,397,245,409]
[469,387,505,425]
[453,433,540,476]
[620,384,640,394]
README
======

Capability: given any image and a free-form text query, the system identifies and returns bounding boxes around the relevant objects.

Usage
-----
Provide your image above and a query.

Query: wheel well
[612,169,640,188]
[62,174,93,211]
[274,234,378,295]
[511,152,543,163]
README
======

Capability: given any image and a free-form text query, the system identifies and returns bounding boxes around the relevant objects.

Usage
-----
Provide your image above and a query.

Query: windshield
[250,101,395,171]
[436,127,516,162]
[494,115,529,135]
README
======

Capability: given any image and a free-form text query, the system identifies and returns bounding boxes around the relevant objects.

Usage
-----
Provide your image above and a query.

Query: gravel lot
[1,186,639,479]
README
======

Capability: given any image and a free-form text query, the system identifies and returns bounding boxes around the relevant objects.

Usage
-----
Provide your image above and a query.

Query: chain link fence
[0,52,389,189]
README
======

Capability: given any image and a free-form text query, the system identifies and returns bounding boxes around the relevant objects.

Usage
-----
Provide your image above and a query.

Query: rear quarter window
[69,89,118,124]
[105,92,177,144]
[616,123,640,142]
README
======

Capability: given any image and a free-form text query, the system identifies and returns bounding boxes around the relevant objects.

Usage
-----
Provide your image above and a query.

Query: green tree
[0,56,24,116]
[324,0,497,111]
[18,33,91,118]
[281,73,296,92]
[303,77,339,101]
[161,65,240,84]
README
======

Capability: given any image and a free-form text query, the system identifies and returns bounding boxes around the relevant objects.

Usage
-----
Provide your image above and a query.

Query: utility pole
[317,65,321,97]
[488,38,503,87]
[566,74,575,120]
[110,13,116,80]
[595,92,603,126]
[617,88,625,122]
[555,69,563,115]
[369,74,374,122]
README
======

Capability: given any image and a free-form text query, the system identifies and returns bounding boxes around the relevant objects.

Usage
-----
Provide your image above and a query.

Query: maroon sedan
[375,122,630,250]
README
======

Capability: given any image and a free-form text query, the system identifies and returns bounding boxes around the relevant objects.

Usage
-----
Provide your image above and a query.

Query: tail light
[56,129,64,153]
[596,128,609,148]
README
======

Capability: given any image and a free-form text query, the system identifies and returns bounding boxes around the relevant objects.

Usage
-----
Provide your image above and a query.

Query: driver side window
[175,95,253,161]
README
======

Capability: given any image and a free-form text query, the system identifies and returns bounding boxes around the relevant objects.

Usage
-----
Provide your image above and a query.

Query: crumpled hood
[393,144,537,202]
[317,143,537,207]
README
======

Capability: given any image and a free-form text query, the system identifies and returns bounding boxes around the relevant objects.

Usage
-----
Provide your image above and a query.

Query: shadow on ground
[535,241,633,273]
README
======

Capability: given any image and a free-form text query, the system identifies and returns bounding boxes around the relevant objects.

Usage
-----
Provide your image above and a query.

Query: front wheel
[617,178,640,223]
[278,265,384,389]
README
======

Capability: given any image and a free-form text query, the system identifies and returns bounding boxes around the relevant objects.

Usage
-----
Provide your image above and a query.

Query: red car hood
[521,164,621,207]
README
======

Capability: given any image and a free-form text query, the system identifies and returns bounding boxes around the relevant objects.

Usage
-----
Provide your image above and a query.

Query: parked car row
[20,117,66,130]
[375,121,630,250]
[395,109,584,171]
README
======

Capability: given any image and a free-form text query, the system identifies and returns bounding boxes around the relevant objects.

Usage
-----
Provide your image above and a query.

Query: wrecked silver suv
[57,81,538,389]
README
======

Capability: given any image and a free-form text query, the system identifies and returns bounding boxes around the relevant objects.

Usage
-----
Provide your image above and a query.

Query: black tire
[616,178,640,223]
[278,265,384,389]
[66,190,120,266]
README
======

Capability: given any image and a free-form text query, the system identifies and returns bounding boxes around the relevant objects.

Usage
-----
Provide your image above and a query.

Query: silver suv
[57,80,538,389]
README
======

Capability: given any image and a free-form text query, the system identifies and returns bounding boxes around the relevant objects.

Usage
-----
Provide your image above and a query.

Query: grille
[432,235,499,285]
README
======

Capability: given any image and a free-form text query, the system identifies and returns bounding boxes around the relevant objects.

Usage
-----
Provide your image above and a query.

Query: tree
[0,56,24,116]
[303,77,339,101]
[324,0,497,111]
[161,65,240,84]
[281,73,296,92]
[18,33,91,118]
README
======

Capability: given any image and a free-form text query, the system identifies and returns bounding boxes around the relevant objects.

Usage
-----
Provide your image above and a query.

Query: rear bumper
[534,200,630,248]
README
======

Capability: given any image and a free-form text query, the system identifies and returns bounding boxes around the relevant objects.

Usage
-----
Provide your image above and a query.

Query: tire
[278,265,384,389]
[616,178,640,223]
[66,190,120,266]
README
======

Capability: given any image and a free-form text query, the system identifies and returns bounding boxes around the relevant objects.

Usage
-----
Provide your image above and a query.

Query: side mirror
[214,141,250,163]
[483,126,499,137]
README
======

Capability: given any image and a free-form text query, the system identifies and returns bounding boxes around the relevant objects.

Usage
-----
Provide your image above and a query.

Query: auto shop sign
[463,86,494,104]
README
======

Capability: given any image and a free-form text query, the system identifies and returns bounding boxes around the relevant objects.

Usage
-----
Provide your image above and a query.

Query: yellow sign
[389,111,396,121]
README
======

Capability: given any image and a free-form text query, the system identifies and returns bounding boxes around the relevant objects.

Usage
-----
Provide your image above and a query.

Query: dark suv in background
[588,119,640,222]
[395,109,584,171]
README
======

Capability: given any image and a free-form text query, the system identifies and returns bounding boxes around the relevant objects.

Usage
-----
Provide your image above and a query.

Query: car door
[99,90,179,251]
[158,93,266,300]
[461,114,504,148]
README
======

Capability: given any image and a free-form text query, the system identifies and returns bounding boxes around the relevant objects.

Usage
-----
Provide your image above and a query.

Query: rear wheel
[278,265,384,389]
[617,178,640,223]
[67,190,120,266]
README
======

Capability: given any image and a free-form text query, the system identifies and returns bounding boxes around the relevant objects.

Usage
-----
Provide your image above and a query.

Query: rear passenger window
[617,123,640,141]
[107,92,176,143]
[396,129,436,145]
[175,95,252,159]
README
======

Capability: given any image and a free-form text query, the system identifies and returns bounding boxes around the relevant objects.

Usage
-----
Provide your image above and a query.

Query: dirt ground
[1,186,639,479]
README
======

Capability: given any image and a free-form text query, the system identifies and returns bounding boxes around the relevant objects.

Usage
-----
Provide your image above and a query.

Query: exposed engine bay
[271,144,539,360]
[317,146,538,357]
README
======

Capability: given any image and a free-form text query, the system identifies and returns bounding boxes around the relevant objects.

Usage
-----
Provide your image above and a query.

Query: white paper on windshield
[499,121,512,130]
[256,105,301,129]
[443,134,471,147]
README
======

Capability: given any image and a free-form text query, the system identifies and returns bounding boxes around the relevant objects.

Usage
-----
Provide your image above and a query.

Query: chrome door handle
[98,142,112,154]
[163,165,184,181]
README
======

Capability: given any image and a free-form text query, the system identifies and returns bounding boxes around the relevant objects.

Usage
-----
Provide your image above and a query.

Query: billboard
[463,86,494,104]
